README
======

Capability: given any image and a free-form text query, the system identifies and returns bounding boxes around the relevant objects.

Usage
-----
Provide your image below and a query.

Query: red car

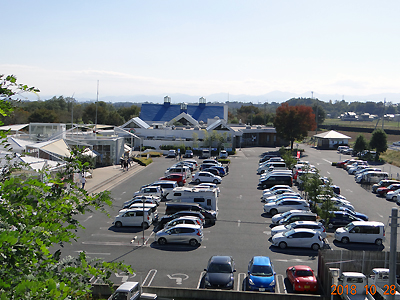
[159,173,186,186]
[377,184,400,197]
[336,159,350,168]
[286,265,318,293]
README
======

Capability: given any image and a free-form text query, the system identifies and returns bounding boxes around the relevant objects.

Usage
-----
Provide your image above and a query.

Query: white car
[133,186,163,199]
[192,171,222,184]
[262,191,301,202]
[271,209,307,225]
[270,228,324,250]
[262,185,293,196]
[163,216,204,230]
[271,221,326,238]
[264,199,309,216]
[219,150,228,158]
[386,189,400,202]
[262,187,294,199]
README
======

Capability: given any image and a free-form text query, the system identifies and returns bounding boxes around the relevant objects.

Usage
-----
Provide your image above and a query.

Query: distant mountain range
[32,91,400,104]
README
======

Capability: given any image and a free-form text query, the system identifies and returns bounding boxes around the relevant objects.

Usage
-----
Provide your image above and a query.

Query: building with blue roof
[139,96,227,124]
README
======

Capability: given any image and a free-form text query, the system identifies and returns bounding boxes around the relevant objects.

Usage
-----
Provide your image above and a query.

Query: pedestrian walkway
[85,162,145,194]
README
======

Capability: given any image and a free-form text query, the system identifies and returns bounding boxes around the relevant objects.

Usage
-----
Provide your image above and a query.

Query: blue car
[209,166,226,176]
[338,207,369,221]
[247,256,276,292]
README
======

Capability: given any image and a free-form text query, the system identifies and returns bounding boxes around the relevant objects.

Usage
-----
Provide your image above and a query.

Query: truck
[108,281,157,300]
[336,272,375,300]
[367,268,400,300]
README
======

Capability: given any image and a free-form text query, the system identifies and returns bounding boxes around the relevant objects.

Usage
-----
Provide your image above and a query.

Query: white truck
[336,272,374,300]
[367,268,400,300]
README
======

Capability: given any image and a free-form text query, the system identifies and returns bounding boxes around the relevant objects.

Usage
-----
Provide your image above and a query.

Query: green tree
[28,108,60,123]
[369,129,388,160]
[0,75,132,299]
[353,134,368,155]
[274,103,316,150]
[312,104,326,125]
[117,105,140,122]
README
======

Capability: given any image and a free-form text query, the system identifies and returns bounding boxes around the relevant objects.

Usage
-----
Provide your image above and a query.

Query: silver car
[271,221,326,238]
[163,216,204,230]
[155,224,203,247]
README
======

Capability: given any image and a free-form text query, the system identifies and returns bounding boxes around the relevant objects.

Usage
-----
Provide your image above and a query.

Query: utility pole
[389,208,398,300]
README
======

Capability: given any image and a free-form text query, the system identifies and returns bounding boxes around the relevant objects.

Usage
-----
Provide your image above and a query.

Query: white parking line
[237,273,246,291]
[238,220,241,227]
[276,274,287,293]
[323,159,332,164]
[145,231,154,244]
[197,271,206,289]
[142,269,157,287]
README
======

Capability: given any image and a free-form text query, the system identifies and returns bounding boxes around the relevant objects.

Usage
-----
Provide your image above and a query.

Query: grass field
[323,118,400,130]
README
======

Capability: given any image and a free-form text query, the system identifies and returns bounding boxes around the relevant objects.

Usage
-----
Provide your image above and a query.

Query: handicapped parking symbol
[167,273,189,285]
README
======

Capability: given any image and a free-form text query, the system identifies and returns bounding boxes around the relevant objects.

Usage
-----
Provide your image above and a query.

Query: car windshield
[285,223,294,229]
[208,263,232,273]
[110,292,128,300]
[251,265,273,276]
[283,229,295,237]
[343,223,353,231]
[296,270,314,277]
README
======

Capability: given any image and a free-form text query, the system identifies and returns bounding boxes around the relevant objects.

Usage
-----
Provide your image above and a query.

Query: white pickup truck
[336,272,374,300]
[367,268,400,300]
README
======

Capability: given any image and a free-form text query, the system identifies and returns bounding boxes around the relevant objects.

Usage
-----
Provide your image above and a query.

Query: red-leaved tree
[274,103,316,149]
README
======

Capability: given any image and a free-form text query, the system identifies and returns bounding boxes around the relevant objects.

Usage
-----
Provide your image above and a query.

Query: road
[57,145,400,292]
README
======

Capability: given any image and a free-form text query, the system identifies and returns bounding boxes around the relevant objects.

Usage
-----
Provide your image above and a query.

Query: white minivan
[335,221,385,245]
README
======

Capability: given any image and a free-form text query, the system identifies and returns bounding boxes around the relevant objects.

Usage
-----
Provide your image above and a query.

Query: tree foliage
[274,103,316,149]
[369,129,388,159]
[0,75,133,299]
[353,134,368,154]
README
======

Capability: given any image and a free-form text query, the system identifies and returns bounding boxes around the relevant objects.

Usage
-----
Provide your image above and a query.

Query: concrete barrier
[91,284,324,300]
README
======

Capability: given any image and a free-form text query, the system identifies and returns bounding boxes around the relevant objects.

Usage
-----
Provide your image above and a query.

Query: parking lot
[58,145,400,293]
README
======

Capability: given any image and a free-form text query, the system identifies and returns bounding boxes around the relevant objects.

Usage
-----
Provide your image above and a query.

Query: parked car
[377,184,400,197]
[133,186,163,199]
[259,154,280,164]
[184,159,198,169]
[184,150,194,158]
[286,265,318,293]
[262,185,294,197]
[208,165,226,176]
[123,195,160,208]
[264,199,309,216]
[270,228,324,250]
[271,221,326,238]
[246,256,276,292]
[271,209,309,225]
[203,168,221,177]
[386,189,400,202]
[219,150,228,158]
[155,224,203,246]
[322,211,363,229]
[163,216,203,230]
[334,221,385,245]
[164,202,217,225]
[154,211,205,231]
[204,256,236,290]
[203,159,221,166]
[192,171,222,184]
[159,174,186,186]
[337,207,369,221]
[259,174,293,189]
[164,166,191,178]
[167,149,177,158]
[372,179,400,193]
[113,208,153,229]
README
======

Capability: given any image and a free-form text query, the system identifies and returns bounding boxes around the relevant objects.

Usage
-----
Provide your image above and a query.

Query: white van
[361,171,389,184]
[113,208,153,228]
[335,221,385,245]
[167,186,218,213]
[124,203,159,222]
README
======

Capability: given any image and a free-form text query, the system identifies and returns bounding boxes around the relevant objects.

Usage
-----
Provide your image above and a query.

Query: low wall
[91,284,324,300]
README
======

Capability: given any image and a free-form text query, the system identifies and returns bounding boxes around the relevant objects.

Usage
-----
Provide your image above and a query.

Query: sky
[2,1,400,103]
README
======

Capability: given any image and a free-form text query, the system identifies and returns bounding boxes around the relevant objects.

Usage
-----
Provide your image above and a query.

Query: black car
[204,256,236,289]
[165,203,217,225]
[259,154,280,164]
[324,211,362,229]
[203,168,221,176]
[154,211,205,231]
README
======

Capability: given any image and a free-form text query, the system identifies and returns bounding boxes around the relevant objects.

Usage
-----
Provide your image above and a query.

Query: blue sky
[2,1,400,102]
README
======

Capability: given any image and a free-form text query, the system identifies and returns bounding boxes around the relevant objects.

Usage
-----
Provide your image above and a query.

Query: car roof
[292,221,321,226]
[291,265,313,271]
[210,256,233,264]
[115,282,139,292]
[350,221,384,226]
[252,256,272,266]
[166,223,202,230]
[291,228,319,234]
[152,180,177,185]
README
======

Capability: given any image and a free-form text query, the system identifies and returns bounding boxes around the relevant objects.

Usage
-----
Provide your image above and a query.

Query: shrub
[218,159,231,164]
[331,162,337,166]
[132,157,153,166]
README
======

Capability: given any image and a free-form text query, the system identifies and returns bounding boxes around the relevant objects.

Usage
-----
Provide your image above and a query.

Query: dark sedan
[323,211,362,229]
[204,256,236,289]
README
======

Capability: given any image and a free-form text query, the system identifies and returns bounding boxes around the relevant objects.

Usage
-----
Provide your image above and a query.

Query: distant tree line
[3,96,397,126]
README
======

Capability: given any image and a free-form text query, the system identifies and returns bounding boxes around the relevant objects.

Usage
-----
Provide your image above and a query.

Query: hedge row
[132,156,153,166]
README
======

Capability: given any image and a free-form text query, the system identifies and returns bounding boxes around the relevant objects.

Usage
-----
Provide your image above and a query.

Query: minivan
[259,174,293,189]
[165,202,217,225]
[334,221,385,245]
[113,208,153,228]
[257,162,287,174]
[148,180,178,197]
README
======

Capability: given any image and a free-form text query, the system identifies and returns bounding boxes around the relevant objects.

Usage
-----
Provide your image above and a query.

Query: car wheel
[178,181,183,186]
[328,223,334,229]
[393,196,397,202]
[195,178,200,184]
[312,243,320,251]
[158,237,167,245]
[213,179,218,184]
[341,237,349,244]
[375,238,383,246]
[114,221,122,228]
[189,239,199,247]
[279,242,287,249]
[270,209,278,216]
[141,222,149,229]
